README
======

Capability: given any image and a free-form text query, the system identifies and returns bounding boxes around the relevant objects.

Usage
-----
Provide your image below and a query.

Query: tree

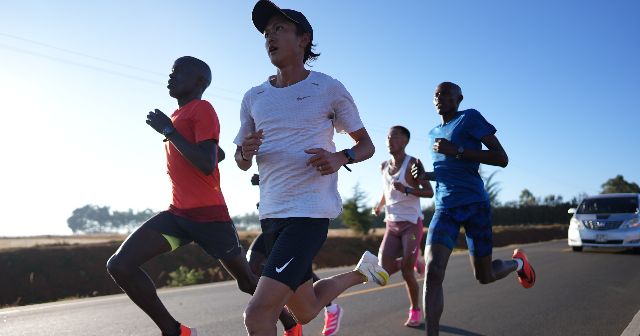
[519,189,538,207]
[340,183,374,235]
[481,169,502,207]
[232,212,260,228]
[67,205,112,234]
[601,175,640,194]
[67,204,155,234]
[570,193,589,206]
[542,194,563,206]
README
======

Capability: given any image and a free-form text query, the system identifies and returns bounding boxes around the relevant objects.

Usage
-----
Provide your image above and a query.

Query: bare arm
[346,127,375,163]
[235,146,252,170]
[146,108,217,175]
[305,127,375,175]
[396,158,434,198]
[166,135,218,175]
[373,194,386,216]
[411,158,436,183]
[234,130,264,171]
[217,146,225,163]
[433,135,508,168]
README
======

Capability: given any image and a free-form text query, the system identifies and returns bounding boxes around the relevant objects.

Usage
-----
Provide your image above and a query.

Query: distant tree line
[67,175,639,234]
[67,205,156,234]
[335,174,640,233]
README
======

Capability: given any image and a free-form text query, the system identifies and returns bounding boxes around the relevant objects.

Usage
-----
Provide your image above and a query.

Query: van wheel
[572,246,583,252]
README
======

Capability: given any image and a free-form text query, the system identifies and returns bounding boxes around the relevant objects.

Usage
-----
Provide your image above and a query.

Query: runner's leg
[400,223,421,310]
[464,202,517,284]
[423,208,460,336]
[106,213,178,335]
[244,237,299,331]
[379,223,402,276]
[423,243,452,336]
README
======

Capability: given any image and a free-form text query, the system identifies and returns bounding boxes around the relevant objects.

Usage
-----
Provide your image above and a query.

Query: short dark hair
[293,22,320,64]
[178,56,212,91]
[391,125,410,141]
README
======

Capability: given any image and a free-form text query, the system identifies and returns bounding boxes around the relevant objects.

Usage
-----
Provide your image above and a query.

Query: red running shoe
[512,249,536,288]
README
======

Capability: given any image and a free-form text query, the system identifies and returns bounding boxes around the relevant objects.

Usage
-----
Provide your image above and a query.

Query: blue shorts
[426,202,493,257]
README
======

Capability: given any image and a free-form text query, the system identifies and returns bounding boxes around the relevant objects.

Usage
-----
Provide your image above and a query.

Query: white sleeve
[233,90,256,146]
[330,80,364,134]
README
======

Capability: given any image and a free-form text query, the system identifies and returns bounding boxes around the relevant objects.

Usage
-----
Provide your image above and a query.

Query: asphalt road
[1,240,639,336]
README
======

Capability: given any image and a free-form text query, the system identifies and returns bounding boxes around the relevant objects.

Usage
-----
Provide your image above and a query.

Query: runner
[235,2,389,335]
[372,125,434,328]
[412,82,536,336]
[247,174,344,336]
[106,56,255,336]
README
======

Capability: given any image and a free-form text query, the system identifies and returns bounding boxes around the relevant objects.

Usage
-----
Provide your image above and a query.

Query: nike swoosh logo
[297,96,311,101]
[276,257,294,273]
[412,247,418,254]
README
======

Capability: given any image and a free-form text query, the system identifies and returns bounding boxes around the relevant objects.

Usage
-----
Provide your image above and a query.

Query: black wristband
[240,148,249,161]
[404,186,414,196]
[161,126,175,142]
[341,148,356,164]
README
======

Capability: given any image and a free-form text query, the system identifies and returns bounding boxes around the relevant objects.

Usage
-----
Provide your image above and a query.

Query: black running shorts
[260,218,329,291]
[246,233,267,262]
[144,211,242,260]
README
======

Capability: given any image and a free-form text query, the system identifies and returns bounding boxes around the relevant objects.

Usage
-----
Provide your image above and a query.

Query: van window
[577,197,639,214]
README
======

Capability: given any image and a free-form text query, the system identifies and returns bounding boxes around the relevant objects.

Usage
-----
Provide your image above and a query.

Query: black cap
[252,1,313,39]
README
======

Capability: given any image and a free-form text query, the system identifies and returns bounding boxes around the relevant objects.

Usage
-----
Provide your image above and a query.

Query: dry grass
[0,234,125,251]
[0,224,567,251]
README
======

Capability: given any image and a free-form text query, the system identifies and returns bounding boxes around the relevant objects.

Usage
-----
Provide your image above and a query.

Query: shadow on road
[620,248,640,255]
[409,324,485,336]
[578,247,640,255]
[440,325,486,336]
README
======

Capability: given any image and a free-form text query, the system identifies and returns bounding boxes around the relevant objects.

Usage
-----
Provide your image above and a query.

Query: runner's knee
[474,265,495,285]
[425,259,446,284]
[290,307,317,325]
[106,254,132,279]
[475,272,493,285]
[244,301,279,331]
[401,263,415,279]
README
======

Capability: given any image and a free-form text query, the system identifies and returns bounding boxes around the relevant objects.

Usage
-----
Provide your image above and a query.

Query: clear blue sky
[1,0,638,236]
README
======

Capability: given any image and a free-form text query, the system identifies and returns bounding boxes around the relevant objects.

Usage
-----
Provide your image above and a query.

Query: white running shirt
[234,71,364,220]
[381,155,424,224]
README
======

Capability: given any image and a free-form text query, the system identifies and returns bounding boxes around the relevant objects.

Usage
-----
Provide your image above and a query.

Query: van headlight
[570,218,583,229]
[620,218,640,230]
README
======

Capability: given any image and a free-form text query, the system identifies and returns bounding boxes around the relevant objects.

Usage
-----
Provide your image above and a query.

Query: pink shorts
[379,218,423,260]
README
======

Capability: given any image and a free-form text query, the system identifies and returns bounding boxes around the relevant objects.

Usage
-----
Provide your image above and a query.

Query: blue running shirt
[429,109,496,209]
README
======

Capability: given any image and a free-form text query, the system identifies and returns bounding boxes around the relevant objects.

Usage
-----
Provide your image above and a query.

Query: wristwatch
[341,148,355,164]
[455,146,464,159]
[161,125,176,137]
[404,186,414,196]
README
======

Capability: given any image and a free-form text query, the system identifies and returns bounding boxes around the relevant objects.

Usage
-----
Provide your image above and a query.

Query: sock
[325,303,338,313]
[514,258,524,272]
[285,324,297,331]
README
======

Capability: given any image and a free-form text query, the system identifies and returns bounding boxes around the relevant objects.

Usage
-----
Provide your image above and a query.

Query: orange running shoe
[512,249,535,288]
[283,323,303,336]
[172,324,196,336]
